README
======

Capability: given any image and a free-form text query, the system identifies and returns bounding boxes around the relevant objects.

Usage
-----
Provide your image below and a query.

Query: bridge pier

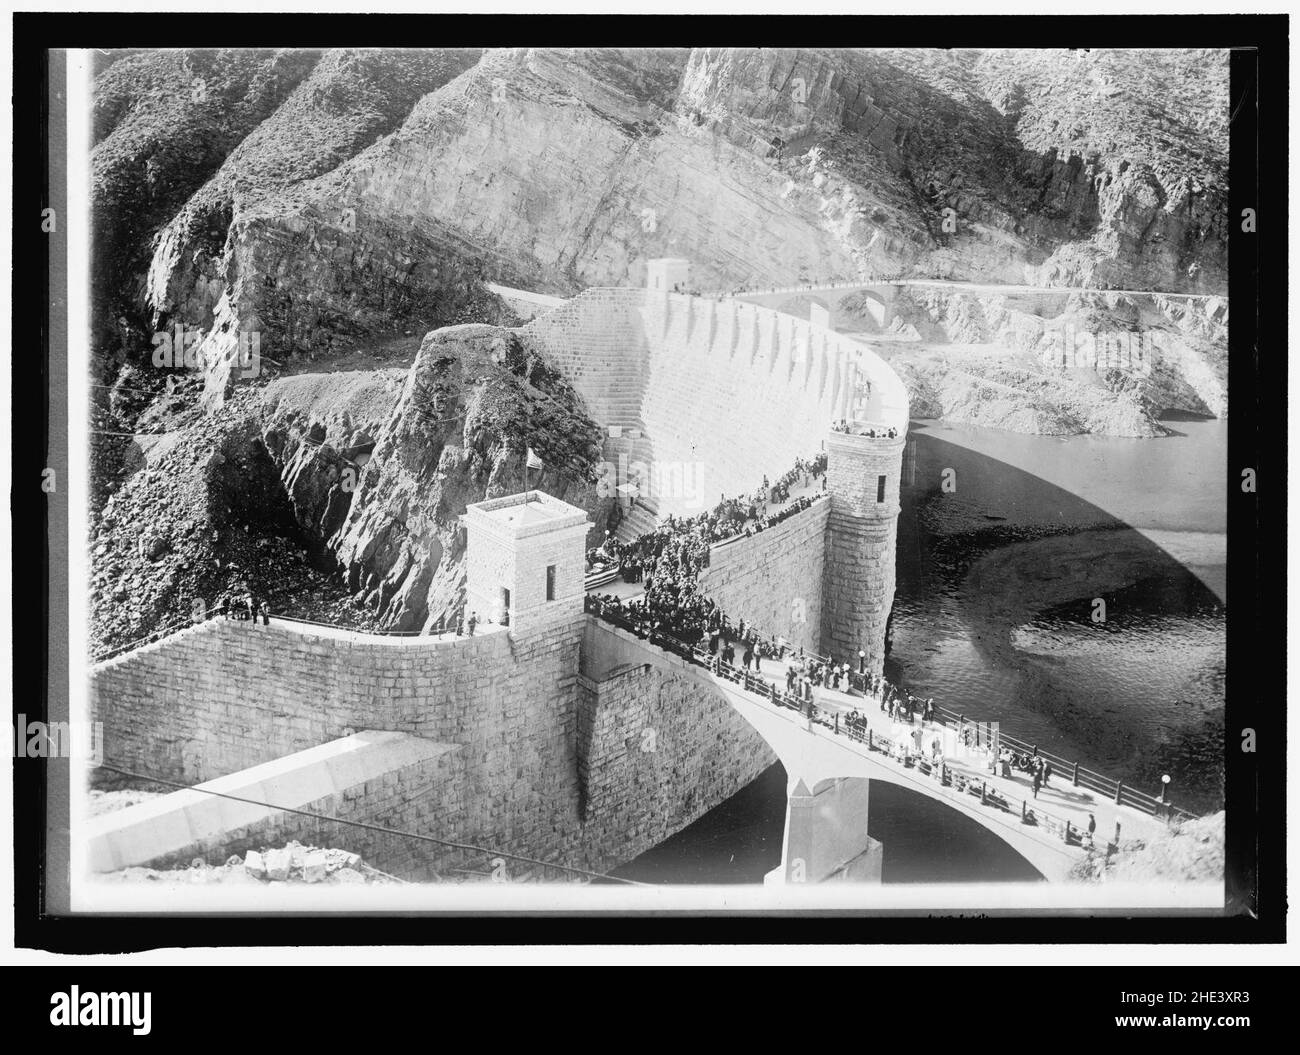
[770,775,884,885]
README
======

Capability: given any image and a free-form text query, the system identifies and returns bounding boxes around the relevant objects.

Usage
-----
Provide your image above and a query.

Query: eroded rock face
[260,325,605,633]
[97,46,1229,413]
[679,47,1227,293]
[868,286,1227,436]
[91,321,605,649]
[93,49,323,360]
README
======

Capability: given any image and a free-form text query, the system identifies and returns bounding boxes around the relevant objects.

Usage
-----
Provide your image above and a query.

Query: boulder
[243,850,267,880]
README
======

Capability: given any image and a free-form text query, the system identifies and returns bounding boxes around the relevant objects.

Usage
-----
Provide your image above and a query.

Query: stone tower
[461,491,591,635]
[819,427,906,679]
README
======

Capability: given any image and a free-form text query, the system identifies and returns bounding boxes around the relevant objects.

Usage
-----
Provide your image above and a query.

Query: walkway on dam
[584,474,828,595]
[584,605,1172,881]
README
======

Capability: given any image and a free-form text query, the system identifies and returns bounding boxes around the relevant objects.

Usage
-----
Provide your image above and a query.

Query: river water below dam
[611,415,1227,885]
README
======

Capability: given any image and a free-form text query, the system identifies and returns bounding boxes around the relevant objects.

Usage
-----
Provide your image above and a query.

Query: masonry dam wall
[523,288,908,520]
[89,614,777,879]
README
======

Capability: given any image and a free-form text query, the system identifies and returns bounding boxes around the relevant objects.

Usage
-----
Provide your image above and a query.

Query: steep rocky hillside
[89,46,1229,643]
[91,324,604,653]
[96,46,1228,392]
[863,286,1228,436]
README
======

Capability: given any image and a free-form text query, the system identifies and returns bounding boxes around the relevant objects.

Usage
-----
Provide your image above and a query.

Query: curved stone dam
[87,264,1180,890]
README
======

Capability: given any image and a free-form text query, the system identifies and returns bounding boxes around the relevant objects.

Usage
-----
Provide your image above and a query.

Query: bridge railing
[585,599,1116,854]
[840,676,1198,823]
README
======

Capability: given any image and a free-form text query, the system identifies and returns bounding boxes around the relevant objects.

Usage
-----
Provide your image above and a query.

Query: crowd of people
[584,581,1110,846]
[214,591,269,624]
[831,419,900,440]
[586,453,829,582]
[998,748,1054,799]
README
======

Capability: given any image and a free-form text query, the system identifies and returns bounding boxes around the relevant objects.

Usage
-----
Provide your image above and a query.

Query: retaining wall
[696,498,830,654]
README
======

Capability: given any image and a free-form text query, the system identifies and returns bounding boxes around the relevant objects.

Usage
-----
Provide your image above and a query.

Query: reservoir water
[612,415,1227,884]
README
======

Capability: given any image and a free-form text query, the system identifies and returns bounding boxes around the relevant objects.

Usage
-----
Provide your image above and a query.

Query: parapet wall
[89,613,779,878]
[696,498,830,654]
[89,617,583,870]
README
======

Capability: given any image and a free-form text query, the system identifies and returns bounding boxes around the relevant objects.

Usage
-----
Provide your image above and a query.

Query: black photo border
[12,10,1287,953]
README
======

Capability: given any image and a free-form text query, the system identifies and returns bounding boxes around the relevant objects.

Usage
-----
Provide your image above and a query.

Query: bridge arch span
[706,676,1079,883]
[583,621,1080,884]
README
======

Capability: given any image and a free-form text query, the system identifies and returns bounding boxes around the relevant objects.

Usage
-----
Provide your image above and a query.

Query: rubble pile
[102,842,399,886]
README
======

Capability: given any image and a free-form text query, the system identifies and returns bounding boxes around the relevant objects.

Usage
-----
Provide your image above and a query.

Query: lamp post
[1159,773,1171,803]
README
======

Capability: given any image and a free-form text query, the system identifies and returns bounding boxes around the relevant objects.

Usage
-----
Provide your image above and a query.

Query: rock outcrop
[90,321,604,650]
[863,285,1227,435]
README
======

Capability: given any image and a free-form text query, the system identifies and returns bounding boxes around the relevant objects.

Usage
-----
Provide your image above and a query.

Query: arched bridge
[582,611,1175,885]
[727,278,1225,335]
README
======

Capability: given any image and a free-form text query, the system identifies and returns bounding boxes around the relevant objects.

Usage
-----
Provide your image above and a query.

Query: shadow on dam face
[891,421,1225,814]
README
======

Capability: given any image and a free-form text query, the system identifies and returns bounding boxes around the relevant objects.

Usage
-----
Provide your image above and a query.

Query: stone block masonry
[87,731,467,880]
[576,620,779,872]
[697,498,830,655]
[89,612,779,879]
[821,431,906,678]
[88,272,915,882]
[524,289,862,520]
[89,618,583,874]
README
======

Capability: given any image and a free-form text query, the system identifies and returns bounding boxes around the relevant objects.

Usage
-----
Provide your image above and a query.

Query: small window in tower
[546,564,557,601]
[877,475,887,503]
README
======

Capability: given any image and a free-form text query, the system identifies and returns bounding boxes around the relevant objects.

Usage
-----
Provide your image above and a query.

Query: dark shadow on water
[1159,408,1218,423]
[891,423,1225,813]
[870,782,1045,884]
[606,763,788,885]
[611,418,1225,883]
[607,764,1046,885]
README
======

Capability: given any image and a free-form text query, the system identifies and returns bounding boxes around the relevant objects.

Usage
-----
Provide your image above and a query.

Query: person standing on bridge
[1032,767,1042,799]
[1043,760,1053,788]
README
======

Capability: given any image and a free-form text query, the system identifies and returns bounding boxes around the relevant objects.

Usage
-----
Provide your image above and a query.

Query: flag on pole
[526,447,542,470]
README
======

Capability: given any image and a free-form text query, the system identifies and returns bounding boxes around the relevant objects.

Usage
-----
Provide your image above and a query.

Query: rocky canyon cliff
[89,46,1230,647]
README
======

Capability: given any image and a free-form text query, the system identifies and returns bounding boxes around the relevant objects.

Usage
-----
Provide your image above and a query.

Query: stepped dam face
[522,286,908,522]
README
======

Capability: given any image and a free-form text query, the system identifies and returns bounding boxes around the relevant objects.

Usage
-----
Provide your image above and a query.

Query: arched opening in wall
[868,781,1046,883]
[774,293,833,329]
[838,290,890,334]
